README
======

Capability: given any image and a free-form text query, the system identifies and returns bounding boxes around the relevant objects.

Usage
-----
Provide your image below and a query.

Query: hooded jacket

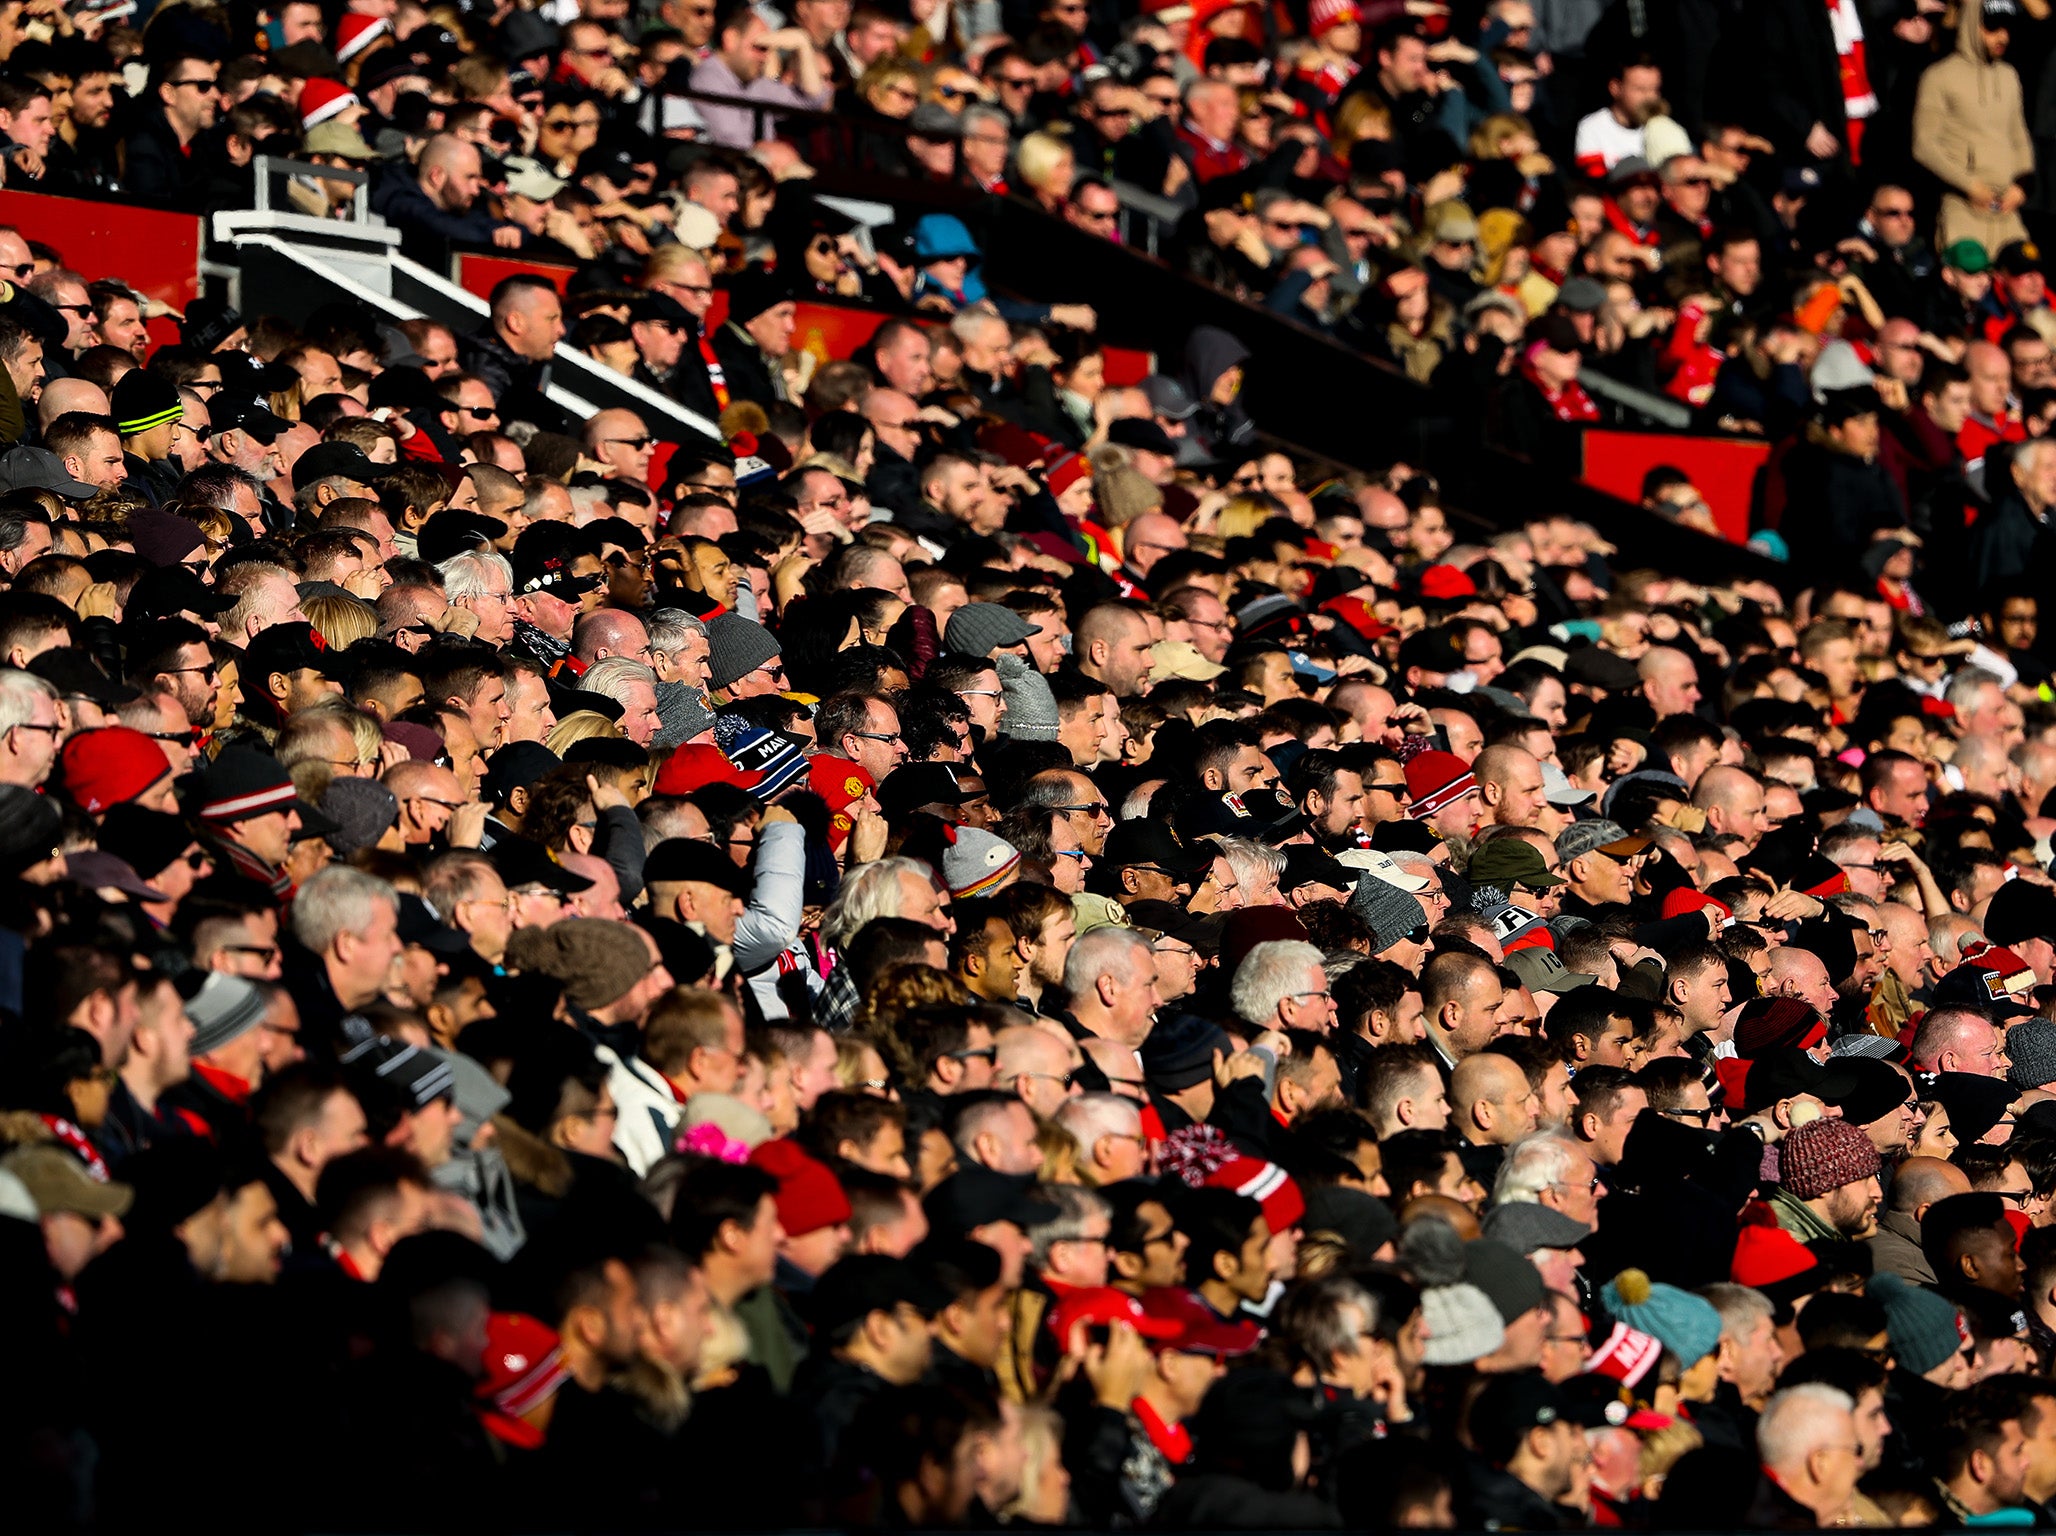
[1913,5,2035,251]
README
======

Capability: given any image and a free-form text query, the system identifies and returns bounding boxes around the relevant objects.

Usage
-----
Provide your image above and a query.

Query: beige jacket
[1913,4,2035,253]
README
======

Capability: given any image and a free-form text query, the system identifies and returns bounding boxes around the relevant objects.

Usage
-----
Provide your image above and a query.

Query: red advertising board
[0,189,201,350]
[1580,429,1772,545]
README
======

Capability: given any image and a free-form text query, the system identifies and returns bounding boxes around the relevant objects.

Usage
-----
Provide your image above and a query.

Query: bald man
[1639,645,1702,718]
[574,608,654,667]
[1121,512,1188,580]
[1475,745,1565,834]
[1764,946,1839,1019]
[37,376,107,430]
[1450,1051,1539,1155]
[993,1025,1082,1119]
[1691,765,1771,850]
[1075,604,1155,698]
[1871,1155,1971,1284]
[584,407,656,485]
[385,760,468,846]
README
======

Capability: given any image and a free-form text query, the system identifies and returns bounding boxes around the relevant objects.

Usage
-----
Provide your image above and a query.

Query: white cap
[1333,847,1429,892]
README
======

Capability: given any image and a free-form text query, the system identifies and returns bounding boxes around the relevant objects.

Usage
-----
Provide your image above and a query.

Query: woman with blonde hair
[544,711,623,755]
[1015,131,1076,215]
[856,57,923,118]
[1328,93,1390,161]
[302,592,377,649]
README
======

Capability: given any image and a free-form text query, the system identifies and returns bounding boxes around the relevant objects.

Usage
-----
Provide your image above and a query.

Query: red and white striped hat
[333,14,389,63]
[298,77,360,130]
[1309,0,1361,34]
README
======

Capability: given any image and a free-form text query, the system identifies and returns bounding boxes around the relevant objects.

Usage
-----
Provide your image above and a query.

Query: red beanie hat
[1661,887,1732,922]
[1159,1124,1305,1233]
[1045,452,1091,499]
[334,13,389,61]
[61,727,171,815]
[1733,996,1827,1059]
[1731,1222,1818,1289]
[475,1312,569,1450]
[299,77,360,130]
[653,743,759,797]
[748,1138,851,1236]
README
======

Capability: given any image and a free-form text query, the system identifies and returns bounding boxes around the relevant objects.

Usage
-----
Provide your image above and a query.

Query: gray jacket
[1866,1209,1935,1285]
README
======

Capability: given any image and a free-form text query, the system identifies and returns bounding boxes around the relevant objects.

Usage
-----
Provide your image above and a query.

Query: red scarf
[192,1060,254,1106]
[1601,196,1659,248]
[1133,1397,1193,1463]
[1523,361,1601,423]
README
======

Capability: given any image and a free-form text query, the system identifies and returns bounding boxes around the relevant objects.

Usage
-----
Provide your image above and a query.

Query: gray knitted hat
[2010,1018,2056,1091]
[994,653,1059,742]
[1350,869,1425,954]
[185,972,268,1058]
[705,613,781,693]
[1420,1283,1506,1365]
[944,602,1038,658]
[320,776,399,856]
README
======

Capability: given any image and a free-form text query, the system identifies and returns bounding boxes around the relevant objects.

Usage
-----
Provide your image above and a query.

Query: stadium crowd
[3,0,2056,1531]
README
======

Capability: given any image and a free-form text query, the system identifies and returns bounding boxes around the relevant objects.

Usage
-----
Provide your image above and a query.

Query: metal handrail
[252,153,370,225]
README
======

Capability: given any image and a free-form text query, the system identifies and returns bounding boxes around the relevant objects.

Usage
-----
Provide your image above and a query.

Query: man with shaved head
[1450,1050,1539,1184]
[1692,766,1771,850]
[1120,512,1188,581]
[1475,745,1563,834]
[1074,604,1155,698]
[376,132,522,251]
[37,376,107,430]
[1639,645,1703,718]
[573,608,654,669]
[584,408,656,486]
[1871,1155,1973,1284]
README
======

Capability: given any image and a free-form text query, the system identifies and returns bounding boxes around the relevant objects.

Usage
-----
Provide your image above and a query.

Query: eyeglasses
[1874,205,1916,219]
[600,435,653,450]
[456,403,500,421]
[1050,800,1111,816]
[164,661,219,679]
[947,1046,998,1063]
[183,850,213,870]
[1008,1070,1075,1088]
[222,943,281,960]
[1368,779,1410,795]
[1053,848,1088,861]
[1658,1105,1717,1124]
[1284,989,1334,1003]
[959,688,1003,700]
[53,301,91,316]
[169,77,221,93]
[409,796,465,812]
[9,721,59,737]
[146,728,203,745]
[1550,1174,1604,1194]
[1993,1188,2035,1206]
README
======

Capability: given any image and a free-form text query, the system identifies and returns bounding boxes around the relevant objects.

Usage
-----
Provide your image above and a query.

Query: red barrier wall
[1580,429,1772,545]
[452,253,1158,392]
[0,189,201,351]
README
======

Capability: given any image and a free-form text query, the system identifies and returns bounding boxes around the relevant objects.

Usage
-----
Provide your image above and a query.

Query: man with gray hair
[1229,939,1334,1035]
[1062,926,1158,1049]
[1699,1281,1784,1415]
[1491,1131,1603,1231]
[437,550,515,644]
[579,656,664,747]
[291,865,403,1023]
[1753,1383,1861,1526]
[1054,1093,1148,1185]
[0,667,61,787]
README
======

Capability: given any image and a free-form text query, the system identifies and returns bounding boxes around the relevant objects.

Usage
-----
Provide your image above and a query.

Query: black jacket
[713,321,786,407]
[1775,438,1908,578]
[120,109,207,209]
[1454,1459,1579,1531]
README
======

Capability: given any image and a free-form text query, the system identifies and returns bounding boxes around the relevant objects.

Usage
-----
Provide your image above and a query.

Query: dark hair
[669,1159,779,1261]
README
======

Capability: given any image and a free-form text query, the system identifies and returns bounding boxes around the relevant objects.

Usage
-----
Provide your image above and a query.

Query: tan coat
[1913,4,2035,253]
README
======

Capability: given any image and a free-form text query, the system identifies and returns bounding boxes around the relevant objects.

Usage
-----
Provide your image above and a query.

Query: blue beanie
[1870,1273,1965,1376]
[1599,1268,1723,1365]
